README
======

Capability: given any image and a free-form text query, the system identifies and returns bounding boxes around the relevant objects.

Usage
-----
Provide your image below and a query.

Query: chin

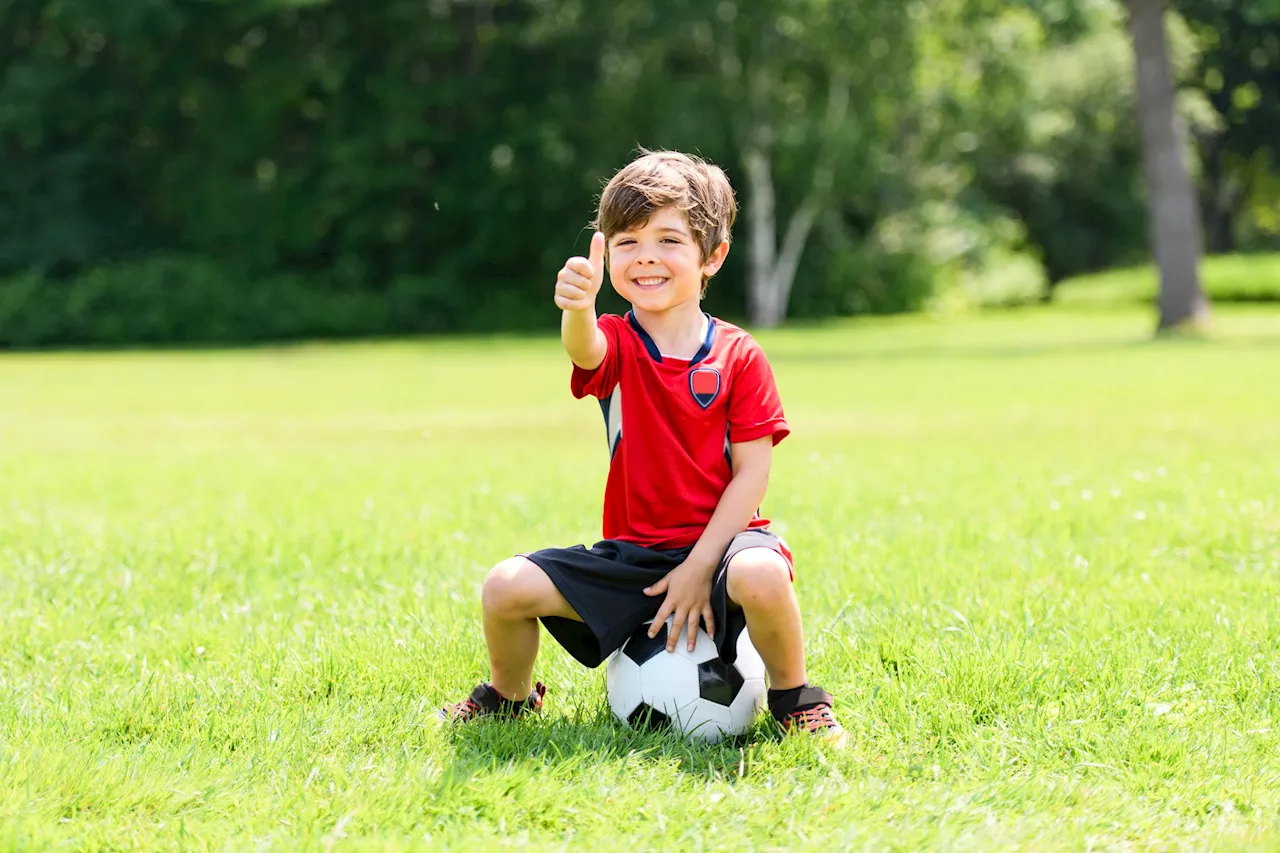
[633,298,683,315]
[627,288,699,314]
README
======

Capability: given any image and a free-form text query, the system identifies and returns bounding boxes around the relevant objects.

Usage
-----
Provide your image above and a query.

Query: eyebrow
[615,227,688,236]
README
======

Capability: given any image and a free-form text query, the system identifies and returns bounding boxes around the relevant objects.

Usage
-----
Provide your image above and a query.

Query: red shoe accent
[436,681,546,723]
[780,702,849,746]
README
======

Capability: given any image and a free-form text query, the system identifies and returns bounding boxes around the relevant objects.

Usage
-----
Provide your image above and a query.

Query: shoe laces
[440,682,545,722]
[443,696,487,722]
[784,703,842,733]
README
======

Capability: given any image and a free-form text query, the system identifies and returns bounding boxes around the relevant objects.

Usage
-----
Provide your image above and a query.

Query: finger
[588,231,605,290]
[565,257,594,279]
[686,613,700,652]
[667,609,687,652]
[643,577,668,597]
[555,294,589,311]
[702,607,715,643]
[555,281,587,302]
[648,605,672,638]
[558,268,593,291]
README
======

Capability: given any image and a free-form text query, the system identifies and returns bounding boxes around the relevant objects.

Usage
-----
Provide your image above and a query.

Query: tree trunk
[1125,0,1210,331]
[742,140,788,329]
[741,70,849,328]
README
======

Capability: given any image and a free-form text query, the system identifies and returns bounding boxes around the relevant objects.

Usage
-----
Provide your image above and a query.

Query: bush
[1053,253,1280,307]
[0,254,420,349]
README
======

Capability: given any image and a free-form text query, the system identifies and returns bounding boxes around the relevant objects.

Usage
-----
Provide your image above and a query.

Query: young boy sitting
[436,149,847,744]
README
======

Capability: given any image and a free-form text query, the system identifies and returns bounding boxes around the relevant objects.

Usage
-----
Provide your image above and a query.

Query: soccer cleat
[435,681,546,724]
[769,684,850,747]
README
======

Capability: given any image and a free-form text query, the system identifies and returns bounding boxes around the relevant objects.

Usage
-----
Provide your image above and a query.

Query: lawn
[2,304,1279,851]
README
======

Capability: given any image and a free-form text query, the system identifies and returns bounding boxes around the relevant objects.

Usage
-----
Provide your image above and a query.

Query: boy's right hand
[554,232,605,312]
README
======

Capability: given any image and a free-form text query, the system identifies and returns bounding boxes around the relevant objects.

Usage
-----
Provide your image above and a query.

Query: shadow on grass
[435,707,783,784]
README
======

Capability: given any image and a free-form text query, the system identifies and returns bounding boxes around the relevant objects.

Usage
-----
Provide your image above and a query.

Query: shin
[481,557,579,700]
[726,548,807,690]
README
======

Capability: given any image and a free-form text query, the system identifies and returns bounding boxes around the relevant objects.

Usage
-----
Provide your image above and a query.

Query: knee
[726,548,793,610]
[481,557,539,619]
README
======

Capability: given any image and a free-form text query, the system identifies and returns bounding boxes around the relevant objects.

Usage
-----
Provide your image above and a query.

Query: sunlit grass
[2,304,1279,850]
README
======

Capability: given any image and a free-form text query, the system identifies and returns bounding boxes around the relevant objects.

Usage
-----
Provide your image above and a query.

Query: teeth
[635,278,666,286]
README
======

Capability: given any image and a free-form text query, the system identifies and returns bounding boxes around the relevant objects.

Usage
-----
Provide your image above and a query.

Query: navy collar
[626,311,716,366]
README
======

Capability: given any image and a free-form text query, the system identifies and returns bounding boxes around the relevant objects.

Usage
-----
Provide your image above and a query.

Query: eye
[661,237,682,244]
[615,239,636,247]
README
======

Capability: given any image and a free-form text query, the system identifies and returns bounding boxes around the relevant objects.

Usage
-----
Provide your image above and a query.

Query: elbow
[565,330,607,371]
[567,341,606,371]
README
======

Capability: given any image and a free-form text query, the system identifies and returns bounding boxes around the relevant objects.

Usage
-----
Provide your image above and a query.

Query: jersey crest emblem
[689,367,721,410]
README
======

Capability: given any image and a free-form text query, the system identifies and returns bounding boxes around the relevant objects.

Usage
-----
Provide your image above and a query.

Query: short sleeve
[570,313,625,400]
[728,339,790,446]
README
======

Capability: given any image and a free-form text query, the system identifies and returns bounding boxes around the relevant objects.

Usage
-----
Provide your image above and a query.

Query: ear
[702,240,730,278]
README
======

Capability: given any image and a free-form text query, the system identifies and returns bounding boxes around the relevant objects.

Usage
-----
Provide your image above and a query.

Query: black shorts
[522,529,793,668]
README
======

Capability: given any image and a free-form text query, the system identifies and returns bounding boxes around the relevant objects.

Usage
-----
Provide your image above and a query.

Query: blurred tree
[1174,0,1280,252]
[585,0,914,327]
[1125,0,1210,330]
[962,5,1150,291]
[4,0,1270,346]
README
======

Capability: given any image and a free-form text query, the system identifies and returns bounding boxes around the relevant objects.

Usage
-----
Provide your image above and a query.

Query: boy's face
[607,207,728,316]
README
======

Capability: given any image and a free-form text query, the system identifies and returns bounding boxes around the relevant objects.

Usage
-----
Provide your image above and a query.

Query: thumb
[588,231,605,291]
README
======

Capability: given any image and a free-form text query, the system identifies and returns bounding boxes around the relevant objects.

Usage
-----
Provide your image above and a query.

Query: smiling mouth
[633,277,668,289]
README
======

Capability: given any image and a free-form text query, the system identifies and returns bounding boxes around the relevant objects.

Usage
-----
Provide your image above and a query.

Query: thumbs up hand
[554,231,605,312]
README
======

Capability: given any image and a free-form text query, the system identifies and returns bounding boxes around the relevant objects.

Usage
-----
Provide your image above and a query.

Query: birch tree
[716,2,908,327]
[593,0,911,327]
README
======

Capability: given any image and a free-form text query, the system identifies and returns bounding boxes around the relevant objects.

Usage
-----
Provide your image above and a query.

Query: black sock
[767,684,832,720]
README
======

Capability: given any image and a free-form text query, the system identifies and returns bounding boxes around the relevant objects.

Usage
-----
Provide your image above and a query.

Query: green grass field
[3,304,1280,851]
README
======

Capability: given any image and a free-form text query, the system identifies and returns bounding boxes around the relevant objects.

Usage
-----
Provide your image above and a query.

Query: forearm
[561,308,606,370]
[685,465,770,574]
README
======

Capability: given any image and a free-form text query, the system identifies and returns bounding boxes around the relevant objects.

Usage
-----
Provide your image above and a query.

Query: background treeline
[1,0,1276,346]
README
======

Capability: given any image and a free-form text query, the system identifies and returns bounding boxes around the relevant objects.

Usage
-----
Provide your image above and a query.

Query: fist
[554,231,605,312]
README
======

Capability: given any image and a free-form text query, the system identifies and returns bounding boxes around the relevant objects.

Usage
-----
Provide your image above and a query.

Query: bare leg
[726,548,807,690]
[482,557,581,700]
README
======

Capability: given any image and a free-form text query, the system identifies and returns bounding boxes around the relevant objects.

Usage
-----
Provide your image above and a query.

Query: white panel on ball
[605,650,644,723]
[653,694,732,742]
[734,628,767,677]
[727,628,768,730]
[605,616,769,743]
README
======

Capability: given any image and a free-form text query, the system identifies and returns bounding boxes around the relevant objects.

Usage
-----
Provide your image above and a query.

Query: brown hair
[593,149,737,292]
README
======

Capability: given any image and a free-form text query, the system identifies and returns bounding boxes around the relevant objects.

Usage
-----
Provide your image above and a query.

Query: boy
[436,150,847,744]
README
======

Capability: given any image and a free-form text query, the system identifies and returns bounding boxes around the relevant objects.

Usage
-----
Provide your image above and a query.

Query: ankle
[489,681,530,702]
[766,676,808,693]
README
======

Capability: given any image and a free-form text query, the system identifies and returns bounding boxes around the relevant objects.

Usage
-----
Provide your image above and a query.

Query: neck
[631,300,707,359]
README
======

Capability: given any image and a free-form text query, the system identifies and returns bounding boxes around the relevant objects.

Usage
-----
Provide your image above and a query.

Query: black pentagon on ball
[697,658,745,707]
[623,622,669,667]
[627,702,672,731]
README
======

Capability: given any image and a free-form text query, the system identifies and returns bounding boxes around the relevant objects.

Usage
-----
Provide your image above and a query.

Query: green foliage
[0,0,1277,343]
[0,252,564,348]
[1174,0,1280,252]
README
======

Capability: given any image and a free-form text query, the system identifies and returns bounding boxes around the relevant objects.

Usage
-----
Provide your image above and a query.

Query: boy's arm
[683,436,772,573]
[556,231,608,370]
[644,436,773,651]
[561,307,606,370]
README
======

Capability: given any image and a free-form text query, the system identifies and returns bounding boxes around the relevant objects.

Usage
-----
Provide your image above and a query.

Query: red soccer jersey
[570,311,790,550]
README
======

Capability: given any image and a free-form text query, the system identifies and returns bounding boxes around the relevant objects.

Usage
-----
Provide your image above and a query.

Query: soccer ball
[605,616,767,743]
